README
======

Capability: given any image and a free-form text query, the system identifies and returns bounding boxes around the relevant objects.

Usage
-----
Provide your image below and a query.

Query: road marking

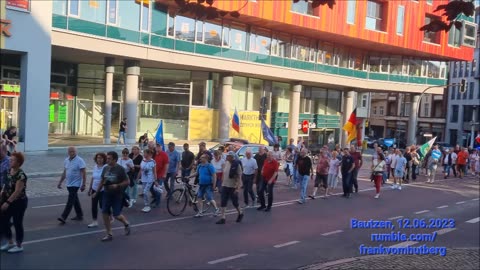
[388,216,403,220]
[273,240,300,248]
[437,205,449,209]
[472,198,479,201]
[414,210,430,214]
[320,258,357,267]
[31,203,65,209]
[466,217,480,224]
[207,254,248,265]
[434,228,457,235]
[321,230,343,236]
[456,201,466,205]
[388,241,418,248]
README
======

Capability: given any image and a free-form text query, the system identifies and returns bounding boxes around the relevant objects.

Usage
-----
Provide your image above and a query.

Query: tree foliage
[169,0,475,33]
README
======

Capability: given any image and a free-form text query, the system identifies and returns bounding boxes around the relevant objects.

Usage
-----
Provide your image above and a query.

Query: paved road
[1,169,478,269]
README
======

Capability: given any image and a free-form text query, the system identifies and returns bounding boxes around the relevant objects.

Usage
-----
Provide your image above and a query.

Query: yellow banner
[188,108,270,145]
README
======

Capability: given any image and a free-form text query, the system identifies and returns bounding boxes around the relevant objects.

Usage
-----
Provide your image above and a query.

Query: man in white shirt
[443,148,457,179]
[241,149,258,208]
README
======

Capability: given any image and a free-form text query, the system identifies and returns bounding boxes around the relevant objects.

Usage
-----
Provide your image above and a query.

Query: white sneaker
[398,186,402,190]
[7,246,23,253]
[194,212,203,218]
[374,194,380,199]
[142,206,151,213]
[0,243,14,251]
[213,208,220,217]
[87,221,98,228]
[128,200,134,208]
[391,184,397,190]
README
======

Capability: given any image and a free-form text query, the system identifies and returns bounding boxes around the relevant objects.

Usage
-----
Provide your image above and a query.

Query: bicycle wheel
[167,189,188,216]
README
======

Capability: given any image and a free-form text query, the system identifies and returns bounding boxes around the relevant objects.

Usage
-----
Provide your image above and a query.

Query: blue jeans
[181,169,192,178]
[118,131,126,145]
[443,165,451,177]
[165,172,177,195]
[292,168,299,187]
[341,171,352,196]
[299,174,310,202]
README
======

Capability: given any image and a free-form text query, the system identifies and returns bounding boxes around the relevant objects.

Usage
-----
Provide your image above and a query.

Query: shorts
[315,174,328,188]
[394,169,404,178]
[457,164,466,172]
[102,192,123,217]
[220,187,239,208]
[197,184,214,201]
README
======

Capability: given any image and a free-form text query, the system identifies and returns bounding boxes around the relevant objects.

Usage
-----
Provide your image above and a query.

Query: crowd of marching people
[0,137,479,252]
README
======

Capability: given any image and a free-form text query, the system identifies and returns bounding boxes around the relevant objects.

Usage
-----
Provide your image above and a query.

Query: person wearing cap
[165,142,180,195]
[340,147,355,198]
[216,151,244,224]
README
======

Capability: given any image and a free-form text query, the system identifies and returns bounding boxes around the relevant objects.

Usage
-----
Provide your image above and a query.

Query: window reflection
[204,22,223,46]
[175,16,195,41]
[293,39,310,61]
[227,25,247,50]
[389,57,402,75]
[271,35,291,58]
[250,30,271,55]
[322,43,334,65]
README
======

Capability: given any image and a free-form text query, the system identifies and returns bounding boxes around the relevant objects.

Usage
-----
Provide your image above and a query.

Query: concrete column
[340,90,355,147]
[104,58,115,144]
[287,83,301,144]
[124,60,140,145]
[218,74,233,142]
[408,94,420,146]
[470,106,477,148]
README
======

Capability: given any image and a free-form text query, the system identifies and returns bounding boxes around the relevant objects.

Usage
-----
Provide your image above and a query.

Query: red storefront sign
[302,120,309,133]
[6,0,30,11]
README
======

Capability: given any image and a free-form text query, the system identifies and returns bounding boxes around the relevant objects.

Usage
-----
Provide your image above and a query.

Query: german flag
[343,109,358,144]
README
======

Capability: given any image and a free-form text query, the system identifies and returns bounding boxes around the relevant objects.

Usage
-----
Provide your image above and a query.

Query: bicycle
[166,176,212,216]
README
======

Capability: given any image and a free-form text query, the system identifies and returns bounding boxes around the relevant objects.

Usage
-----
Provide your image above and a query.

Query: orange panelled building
[210,0,473,61]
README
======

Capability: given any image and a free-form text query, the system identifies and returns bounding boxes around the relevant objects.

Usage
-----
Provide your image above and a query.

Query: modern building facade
[369,91,447,145]
[445,3,480,148]
[0,0,475,151]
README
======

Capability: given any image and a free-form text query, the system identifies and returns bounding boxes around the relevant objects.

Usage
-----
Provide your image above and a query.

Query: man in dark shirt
[341,147,355,198]
[254,146,268,195]
[195,142,213,163]
[349,145,363,193]
[117,118,127,146]
[296,148,313,204]
[403,148,412,182]
[138,133,148,150]
[95,151,131,241]
[181,143,195,178]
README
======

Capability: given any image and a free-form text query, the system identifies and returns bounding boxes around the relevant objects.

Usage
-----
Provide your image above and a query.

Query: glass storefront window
[300,87,312,113]
[349,50,367,70]
[271,34,291,58]
[402,59,410,75]
[118,0,140,31]
[408,60,422,76]
[53,0,67,15]
[204,22,223,46]
[247,78,263,111]
[68,0,80,16]
[309,41,317,62]
[369,56,381,72]
[140,1,150,32]
[250,29,271,55]
[225,24,247,50]
[427,61,442,78]
[335,47,349,68]
[79,0,106,24]
[232,76,248,110]
[271,82,290,113]
[191,71,209,107]
[107,0,118,24]
[390,57,402,75]
[326,90,341,116]
[380,58,389,73]
[292,39,310,61]
[322,43,334,65]
[311,88,327,115]
[421,60,428,77]
[167,13,174,37]
[174,16,195,41]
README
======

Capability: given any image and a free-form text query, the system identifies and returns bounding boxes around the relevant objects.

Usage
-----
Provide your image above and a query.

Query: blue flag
[155,120,165,151]
[261,118,277,145]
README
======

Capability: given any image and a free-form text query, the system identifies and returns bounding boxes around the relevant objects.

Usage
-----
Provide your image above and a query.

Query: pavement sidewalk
[300,248,480,270]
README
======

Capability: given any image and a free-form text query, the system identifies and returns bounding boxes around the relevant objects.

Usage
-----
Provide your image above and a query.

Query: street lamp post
[411,80,465,146]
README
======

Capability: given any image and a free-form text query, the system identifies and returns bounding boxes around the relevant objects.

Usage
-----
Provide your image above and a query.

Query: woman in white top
[87,153,107,228]
[372,153,386,199]
[118,148,135,207]
[137,149,157,213]
[272,144,283,162]
[211,150,226,191]
[283,147,295,185]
